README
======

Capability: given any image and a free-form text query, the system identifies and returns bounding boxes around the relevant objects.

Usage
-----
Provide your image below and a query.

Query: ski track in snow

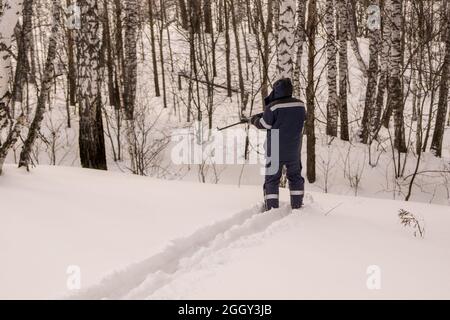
[69,202,304,300]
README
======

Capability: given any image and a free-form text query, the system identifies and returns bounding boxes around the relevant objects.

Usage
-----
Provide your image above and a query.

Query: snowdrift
[1,165,449,299]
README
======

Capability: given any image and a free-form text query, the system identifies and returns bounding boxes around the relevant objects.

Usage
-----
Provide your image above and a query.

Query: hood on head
[264,78,293,107]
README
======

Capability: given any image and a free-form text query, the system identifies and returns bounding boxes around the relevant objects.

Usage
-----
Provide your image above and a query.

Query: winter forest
[1,0,450,300]
[1,0,450,202]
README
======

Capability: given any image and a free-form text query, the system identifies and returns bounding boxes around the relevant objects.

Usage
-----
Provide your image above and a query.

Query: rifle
[217,118,249,131]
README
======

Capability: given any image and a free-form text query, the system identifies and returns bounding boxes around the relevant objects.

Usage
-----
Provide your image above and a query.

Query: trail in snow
[69,202,295,300]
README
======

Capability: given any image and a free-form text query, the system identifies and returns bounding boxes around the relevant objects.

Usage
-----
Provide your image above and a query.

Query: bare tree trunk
[293,0,306,97]
[123,0,138,119]
[66,0,77,108]
[414,0,425,155]
[77,0,107,170]
[347,0,368,77]
[224,0,232,97]
[252,0,274,104]
[373,0,390,134]
[306,0,316,183]
[188,0,201,33]
[114,0,125,110]
[274,0,280,63]
[431,1,450,157]
[387,0,406,152]
[123,0,139,172]
[178,0,189,29]
[187,25,194,122]
[203,0,213,34]
[360,0,380,144]
[217,0,224,33]
[102,0,116,110]
[12,0,33,109]
[19,0,62,169]
[159,0,168,108]
[210,0,217,77]
[325,0,338,137]
[441,0,448,42]
[276,0,296,79]
[0,0,25,175]
[230,0,247,111]
[338,0,349,141]
[148,0,160,97]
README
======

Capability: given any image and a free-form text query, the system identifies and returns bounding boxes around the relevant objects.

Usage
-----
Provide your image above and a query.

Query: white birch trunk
[347,0,368,77]
[0,0,24,103]
[18,0,61,169]
[277,0,296,79]
[0,0,25,175]
[338,0,349,141]
[325,0,338,137]
[293,0,306,96]
[386,0,406,152]
[77,0,107,169]
[124,0,138,173]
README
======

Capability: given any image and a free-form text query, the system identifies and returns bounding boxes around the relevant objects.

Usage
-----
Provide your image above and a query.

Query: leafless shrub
[398,209,425,238]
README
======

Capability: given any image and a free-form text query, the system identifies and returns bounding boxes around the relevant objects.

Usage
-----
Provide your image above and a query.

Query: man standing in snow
[250,78,306,211]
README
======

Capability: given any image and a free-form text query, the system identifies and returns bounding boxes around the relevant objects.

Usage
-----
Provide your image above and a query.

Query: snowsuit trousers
[264,160,305,211]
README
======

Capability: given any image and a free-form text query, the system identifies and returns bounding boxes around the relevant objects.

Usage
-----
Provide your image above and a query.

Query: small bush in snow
[398,209,425,238]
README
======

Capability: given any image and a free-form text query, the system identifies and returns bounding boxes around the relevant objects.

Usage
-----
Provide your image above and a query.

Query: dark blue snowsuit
[251,78,306,211]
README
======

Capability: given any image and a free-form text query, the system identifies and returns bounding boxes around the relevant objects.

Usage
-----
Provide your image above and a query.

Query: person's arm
[250,106,275,130]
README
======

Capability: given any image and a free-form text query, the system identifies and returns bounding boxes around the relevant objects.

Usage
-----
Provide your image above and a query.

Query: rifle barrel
[217,121,246,131]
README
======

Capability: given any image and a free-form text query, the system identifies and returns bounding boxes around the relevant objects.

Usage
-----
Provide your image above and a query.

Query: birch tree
[230,0,247,112]
[276,0,296,79]
[123,0,137,118]
[77,0,107,170]
[374,0,391,135]
[18,0,62,169]
[338,0,349,141]
[12,0,33,109]
[360,1,380,144]
[0,0,25,175]
[123,0,138,172]
[66,0,77,108]
[252,0,274,103]
[325,0,338,137]
[431,0,450,157]
[178,0,188,29]
[188,0,201,34]
[224,0,232,97]
[347,0,368,77]
[293,0,306,97]
[148,0,160,97]
[386,0,406,152]
[203,0,213,34]
[158,0,168,108]
[306,0,316,182]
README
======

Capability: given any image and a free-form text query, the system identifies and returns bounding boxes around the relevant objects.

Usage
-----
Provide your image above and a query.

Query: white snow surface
[1,165,450,299]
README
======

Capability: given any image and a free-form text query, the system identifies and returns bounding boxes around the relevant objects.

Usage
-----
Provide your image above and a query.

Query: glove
[250,113,263,127]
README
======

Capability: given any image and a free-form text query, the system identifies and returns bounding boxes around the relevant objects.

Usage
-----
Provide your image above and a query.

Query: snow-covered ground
[1,165,449,299]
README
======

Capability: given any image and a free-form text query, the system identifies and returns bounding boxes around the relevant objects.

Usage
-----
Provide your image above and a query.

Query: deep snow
[1,165,449,299]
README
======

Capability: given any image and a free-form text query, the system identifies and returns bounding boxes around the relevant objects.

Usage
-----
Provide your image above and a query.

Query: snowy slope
[0,165,261,299]
[1,166,450,299]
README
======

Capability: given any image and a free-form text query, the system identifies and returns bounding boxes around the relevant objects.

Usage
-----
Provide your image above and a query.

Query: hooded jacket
[253,78,306,162]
